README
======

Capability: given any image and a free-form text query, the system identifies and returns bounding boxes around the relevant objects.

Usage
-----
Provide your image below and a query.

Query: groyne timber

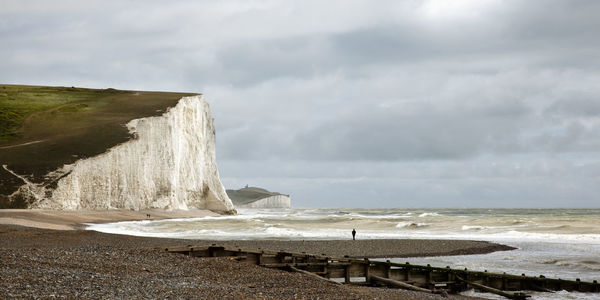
[167,245,600,300]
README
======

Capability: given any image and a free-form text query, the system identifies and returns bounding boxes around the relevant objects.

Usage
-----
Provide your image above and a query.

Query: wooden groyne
[166,245,600,299]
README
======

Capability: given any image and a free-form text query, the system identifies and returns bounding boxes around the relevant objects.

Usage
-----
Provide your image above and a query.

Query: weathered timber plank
[457,276,530,300]
[288,266,342,285]
[370,275,435,294]
[259,262,350,268]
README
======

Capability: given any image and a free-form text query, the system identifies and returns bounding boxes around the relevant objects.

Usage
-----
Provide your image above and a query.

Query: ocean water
[87,208,600,299]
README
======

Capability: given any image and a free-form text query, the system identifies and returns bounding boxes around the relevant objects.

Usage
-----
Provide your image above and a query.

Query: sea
[86,208,600,299]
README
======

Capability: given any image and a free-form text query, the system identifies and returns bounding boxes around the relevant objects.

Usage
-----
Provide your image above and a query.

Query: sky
[1,0,600,208]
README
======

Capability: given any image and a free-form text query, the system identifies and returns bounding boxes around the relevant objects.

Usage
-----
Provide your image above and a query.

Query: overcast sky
[2,0,600,207]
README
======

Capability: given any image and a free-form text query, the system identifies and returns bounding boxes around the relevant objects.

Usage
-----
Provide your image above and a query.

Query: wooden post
[386,260,391,278]
[208,246,223,257]
[345,265,351,284]
[520,273,525,290]
[364,258,370,283]
[426,264,431,286]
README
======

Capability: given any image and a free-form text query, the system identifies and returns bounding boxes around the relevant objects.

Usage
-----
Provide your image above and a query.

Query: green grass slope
[0,84,196,208]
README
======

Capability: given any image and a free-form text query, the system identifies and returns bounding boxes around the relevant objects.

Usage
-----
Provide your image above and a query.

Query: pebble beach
[0,219,513,299]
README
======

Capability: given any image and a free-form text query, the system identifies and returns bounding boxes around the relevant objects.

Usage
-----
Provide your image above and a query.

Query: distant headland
[226,186,291,208]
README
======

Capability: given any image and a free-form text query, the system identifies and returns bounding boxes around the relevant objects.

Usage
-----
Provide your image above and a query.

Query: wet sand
[189,239,515,259]
[0,210,508,299]
[0,208,218,230]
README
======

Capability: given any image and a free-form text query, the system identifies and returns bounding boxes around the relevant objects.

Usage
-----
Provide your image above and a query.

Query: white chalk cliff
[226,186,291,209]
[236,194,291,209]
[33,95,235,213]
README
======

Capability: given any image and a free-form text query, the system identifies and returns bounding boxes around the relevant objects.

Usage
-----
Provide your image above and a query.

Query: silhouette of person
[352,228,356,240]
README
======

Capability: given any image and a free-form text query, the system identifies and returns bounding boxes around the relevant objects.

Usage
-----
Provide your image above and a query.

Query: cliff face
[226,187,291,209]
[236,194,291,209]
[8,95,235,213]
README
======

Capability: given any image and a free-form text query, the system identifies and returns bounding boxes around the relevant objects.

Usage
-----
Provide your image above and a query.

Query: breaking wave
[86,208,600,300]
[86,208,600,244]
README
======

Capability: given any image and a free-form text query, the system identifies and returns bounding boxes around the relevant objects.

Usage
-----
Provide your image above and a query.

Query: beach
[0,209,220,230]
[0,211,509,299]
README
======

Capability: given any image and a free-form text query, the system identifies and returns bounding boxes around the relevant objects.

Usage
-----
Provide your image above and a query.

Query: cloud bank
[2,0,599,207]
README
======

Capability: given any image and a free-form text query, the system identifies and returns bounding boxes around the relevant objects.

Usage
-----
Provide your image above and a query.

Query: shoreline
[1,224,495,299]
[0,209,515,258]
[0,208,219,230]
[0,210,510,299]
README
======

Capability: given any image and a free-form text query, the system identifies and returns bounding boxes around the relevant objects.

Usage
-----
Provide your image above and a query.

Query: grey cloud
[3,0,600,207]
[545,97,600,118]
[504,0,600,42]
[216,36,327,86]
[530,121,600,153]
[218,108,526,162]
[210,5,600,89]
[330,26,443,65]
[291,103,529,161]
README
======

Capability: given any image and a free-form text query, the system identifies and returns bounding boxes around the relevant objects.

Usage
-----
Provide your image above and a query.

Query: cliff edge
[0,85,235,214]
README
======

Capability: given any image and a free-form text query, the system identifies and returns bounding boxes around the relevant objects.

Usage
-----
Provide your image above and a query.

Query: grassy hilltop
[0,84,196,208]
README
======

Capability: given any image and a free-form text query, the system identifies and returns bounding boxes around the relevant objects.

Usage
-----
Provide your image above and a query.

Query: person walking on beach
[352,229,356,240]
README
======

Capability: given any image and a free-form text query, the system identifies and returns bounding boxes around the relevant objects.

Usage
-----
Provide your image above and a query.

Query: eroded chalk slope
[31,95,235,213]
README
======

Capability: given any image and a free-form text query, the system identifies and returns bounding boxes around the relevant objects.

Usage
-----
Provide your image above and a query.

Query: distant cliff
[226,187,291,208]
[0,85,235,214]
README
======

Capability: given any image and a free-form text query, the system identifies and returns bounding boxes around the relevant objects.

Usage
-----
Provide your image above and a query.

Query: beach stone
[0,224,494,299]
